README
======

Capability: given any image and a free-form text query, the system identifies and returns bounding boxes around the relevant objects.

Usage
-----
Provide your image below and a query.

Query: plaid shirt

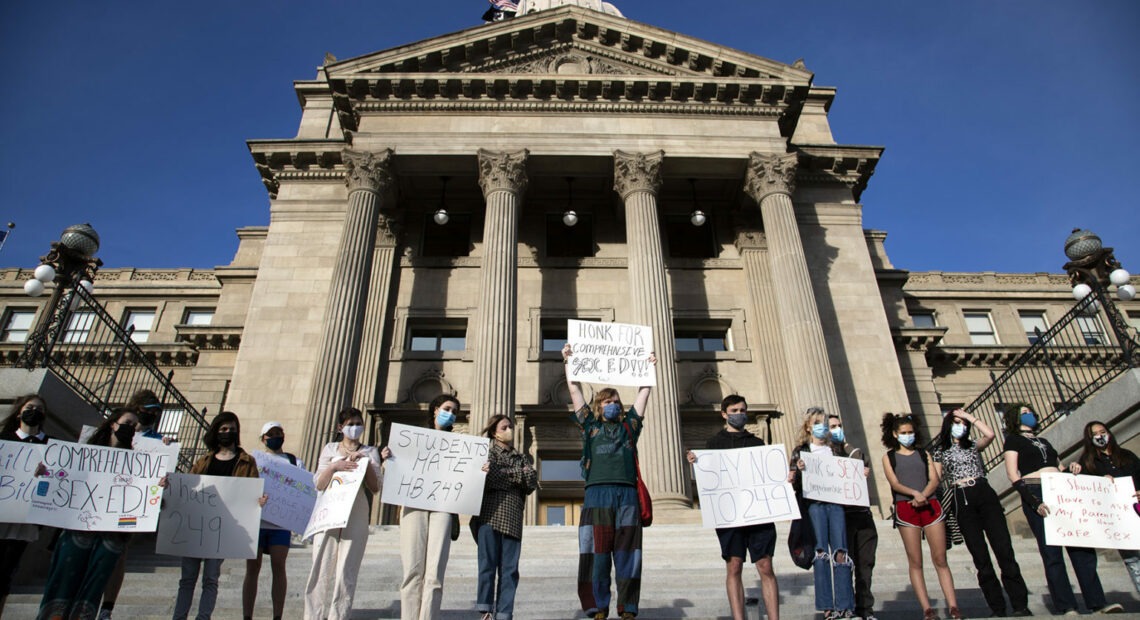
[473,442,537,539]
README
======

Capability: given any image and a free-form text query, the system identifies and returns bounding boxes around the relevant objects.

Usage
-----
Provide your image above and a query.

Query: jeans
[955,482,1028,614]
[1021,496,1106,612]
[808,502,854,612]
[475,522,522,620]
[1120,550,1140,595]
[173,557,223,620]
[845,508,878,617]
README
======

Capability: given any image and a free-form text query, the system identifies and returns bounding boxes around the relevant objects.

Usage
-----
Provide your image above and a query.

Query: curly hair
[881,412,922,451]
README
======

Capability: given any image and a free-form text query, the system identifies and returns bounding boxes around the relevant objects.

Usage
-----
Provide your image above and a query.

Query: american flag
[489,0,518,10]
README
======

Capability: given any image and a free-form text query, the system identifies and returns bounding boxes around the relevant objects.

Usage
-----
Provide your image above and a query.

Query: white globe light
[1072,283,1092,300]
[1118,284,1136,301]
[34,264,56,283]
[433,209,450,226]
[78,280,94,294]
[24,278,45,296]
[690,210,707,227]
[1110,268,1131,286]
[562,210,578,227]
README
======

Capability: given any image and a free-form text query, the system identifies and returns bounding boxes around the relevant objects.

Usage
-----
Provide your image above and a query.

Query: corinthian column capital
[343,148,395,194]
[478,149,529,196]
[744,152,799,203]
[613,150,664,199]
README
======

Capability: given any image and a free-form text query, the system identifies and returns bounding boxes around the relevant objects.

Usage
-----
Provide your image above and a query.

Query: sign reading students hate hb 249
[567,319,656,387]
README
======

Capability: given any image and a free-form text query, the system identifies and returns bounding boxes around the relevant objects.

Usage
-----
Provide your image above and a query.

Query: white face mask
[951,423,967,439]
[342,424,364,441]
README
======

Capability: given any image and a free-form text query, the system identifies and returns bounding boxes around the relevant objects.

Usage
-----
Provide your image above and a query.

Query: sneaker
[924,609,940,620]
[620,614,636,620]
[593,613,608,620]
[949,607,964,620]
[841,612,855,619]
[97,611,112,620]
[1010,610,1033,617]
[1098,604,1124,614]
[862,613,879,620]
[1062,611,1080,617]
[480,614,493,620]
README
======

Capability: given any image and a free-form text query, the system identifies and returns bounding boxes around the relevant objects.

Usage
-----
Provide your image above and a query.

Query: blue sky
[1,1,1137,275]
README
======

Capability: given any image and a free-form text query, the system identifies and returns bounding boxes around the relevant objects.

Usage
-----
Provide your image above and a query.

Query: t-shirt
[891,450,928,502]
[932,443,985,484]
[1003,433,1059,477]
[206,455,239,477]
[573,404,642,487]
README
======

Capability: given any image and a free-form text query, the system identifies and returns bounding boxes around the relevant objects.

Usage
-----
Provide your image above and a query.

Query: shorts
[894,498,945,528]
[716,522,777,563]
[258,527,292,551]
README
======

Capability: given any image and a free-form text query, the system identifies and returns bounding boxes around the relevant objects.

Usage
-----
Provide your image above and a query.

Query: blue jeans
[173,557,224,620]
[476,522,522,620]
[1021,498,1105,612]
[809,502,854,612]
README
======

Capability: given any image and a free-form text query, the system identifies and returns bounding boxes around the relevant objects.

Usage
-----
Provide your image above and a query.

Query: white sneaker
[96,611,112,620]
[1098,604,1124,614]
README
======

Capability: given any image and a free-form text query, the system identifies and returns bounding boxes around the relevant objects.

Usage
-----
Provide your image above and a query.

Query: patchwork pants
[577,484,642,616]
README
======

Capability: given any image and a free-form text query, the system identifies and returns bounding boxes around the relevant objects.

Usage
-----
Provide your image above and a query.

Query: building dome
[519,0,623,17]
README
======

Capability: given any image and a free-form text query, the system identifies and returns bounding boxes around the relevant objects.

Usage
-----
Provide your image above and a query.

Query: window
[422,213,471,257]
[963,312,998,345]
[546,213,594,257]
[1076,316,1107,345]
[1,309,36,343]
[665,214,717,259]
[156,408,185,439]
[541,326,567,352]
[1019,311,1048,345]
[183,309,214,326]
[408,325,467,352]
[911,312,936,328]
[674,327,729,352]
[540,459,582,482]
[125,310,155,343]
[545,505,567,526]
[63,311,96,344]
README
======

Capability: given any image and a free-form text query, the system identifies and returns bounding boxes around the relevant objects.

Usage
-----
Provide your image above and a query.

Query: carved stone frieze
[376,213,400,247]
[354,100,781,117]
[477,149,529,196]
[612,150,664,199]
[733,229,766,251]
[744,152,798,203]
[343,149,395,195]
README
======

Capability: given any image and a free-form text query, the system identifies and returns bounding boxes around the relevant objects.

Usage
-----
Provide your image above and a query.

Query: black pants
[953,481,1029,614]
[0,538,30,598]
[844,508,878,616]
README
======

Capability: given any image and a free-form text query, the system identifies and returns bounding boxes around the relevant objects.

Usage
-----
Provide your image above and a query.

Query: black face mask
[20,407,45,428]
[217,431,237,447]
[137,411,157,428]
[114,425,136,445]
[265,436,285,451]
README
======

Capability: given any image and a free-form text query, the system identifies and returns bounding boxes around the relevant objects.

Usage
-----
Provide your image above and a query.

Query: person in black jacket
[686,395,781,620]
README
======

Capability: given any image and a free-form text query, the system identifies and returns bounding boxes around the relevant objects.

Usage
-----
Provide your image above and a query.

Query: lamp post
[1062,228,1136,366]
[19,224,102,368]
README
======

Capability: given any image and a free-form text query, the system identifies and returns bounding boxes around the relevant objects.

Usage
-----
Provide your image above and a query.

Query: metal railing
[18,283,211,471]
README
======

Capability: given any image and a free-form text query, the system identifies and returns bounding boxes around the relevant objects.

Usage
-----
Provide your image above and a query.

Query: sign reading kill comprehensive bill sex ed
[0,440,46,524]
[691,445,799,528]
[381,423,489,516]
[566,319,656,387]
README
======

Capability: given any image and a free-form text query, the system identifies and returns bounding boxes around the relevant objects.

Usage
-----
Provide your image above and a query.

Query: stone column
[613,150,690,508]
[301,149,395,466]
[469,149,528,433]
[743,152,840,417]
[353,215,400,411]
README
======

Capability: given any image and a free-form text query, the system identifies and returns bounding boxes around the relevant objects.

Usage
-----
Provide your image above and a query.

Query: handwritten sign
[0,440,46,524]
[304,458,370,541]
[567,319,656,387]
[78,425,180,477]
[156,474,264,559]
[691,445,800,528]
[800,452,870,507]
[381,423,489,515]
[29,440,164,532]
[1043,473,1140,550]
[254,452,317,535]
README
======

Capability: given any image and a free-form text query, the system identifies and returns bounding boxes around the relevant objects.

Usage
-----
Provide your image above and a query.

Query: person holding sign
[470,414,538,620]
[173,411,267,620]
[563,343,656,620]
[685,395,784,620]
[1077,420,1140,598]
[880,413,959,620]
[826,414,878,620]
[0,394,50,615]
[244,421,306,620]
[932,409,1030,618]
[790,408,855,620]
[37,408,139,620]
[304,407,383,620]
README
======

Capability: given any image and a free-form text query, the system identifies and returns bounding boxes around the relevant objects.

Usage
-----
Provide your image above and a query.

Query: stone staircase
[6,520,1140,619]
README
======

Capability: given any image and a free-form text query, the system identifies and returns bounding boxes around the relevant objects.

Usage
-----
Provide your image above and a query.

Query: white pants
[304,491,370,620]
[399,507,453,620]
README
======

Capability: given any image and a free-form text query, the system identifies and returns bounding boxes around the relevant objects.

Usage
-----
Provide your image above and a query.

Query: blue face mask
[436,409,456,428]
[1020,412,1037,429]
[830,427,845,443]
[951,423,967,439]
[602,402,622,420]
[812,423,827,439]
[897,433,916,447]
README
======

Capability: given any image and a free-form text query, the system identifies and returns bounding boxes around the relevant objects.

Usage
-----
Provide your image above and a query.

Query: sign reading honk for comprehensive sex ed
[567,319,656,387]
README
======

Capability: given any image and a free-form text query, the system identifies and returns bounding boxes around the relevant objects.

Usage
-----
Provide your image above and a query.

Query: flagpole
[0,222,13,254]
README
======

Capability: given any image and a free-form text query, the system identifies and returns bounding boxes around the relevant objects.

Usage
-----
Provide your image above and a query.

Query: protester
[827,413,878,620]
[932,408,1030,617]
[791,407,854,620]
[304,407,383,620]
[471,415,538,620]
[686,395,784,620]
[173,411,267,620]
[244,422,305,620]
[0,394,50,615]
[36,408,138,620]
[398,394,460,620]
[563,343,656,620]
[881,412,959,620]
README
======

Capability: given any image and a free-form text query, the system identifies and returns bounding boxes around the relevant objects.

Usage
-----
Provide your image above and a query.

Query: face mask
[217,431,237,447]
[114,424,136,445]
[435,410,456,428]
[265,436,285,451]
[137,412,157,428]
[496,428,514,443]
[342,424,364,440]
[602,402,621,420]
[1093,434,1110,448]
[830,427,845,443]
[811,423,827,439]
[20,407,45,427]
[951,423,967,439]
[897,433,916,447]
[726,413,748,430]
[1020,412,1038,429]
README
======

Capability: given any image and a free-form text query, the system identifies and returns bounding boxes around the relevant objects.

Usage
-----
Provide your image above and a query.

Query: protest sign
[254,451,317,535]
[78,425,180,478]
[156,473,264,559]
[304,457,370,541]
[566,319,656,387]
[0,440,46,524]
[691,445,799,528]
[29,439,164,532]
[381,423,489,515]
[1043,473,1140,550]
[800,451,870,507]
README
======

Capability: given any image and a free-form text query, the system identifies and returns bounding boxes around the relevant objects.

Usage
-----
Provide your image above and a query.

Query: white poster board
[254,451,317,535]
[156,473,265,559]
[800,452,870,507]
[303,458,369,541]
[29,440,164,532]
[691,445,800,528]
[78,425,180,478]
[566,319,656,387]
[381,423,489,516]
[0,440,46,524]
[1043,473,1140,550]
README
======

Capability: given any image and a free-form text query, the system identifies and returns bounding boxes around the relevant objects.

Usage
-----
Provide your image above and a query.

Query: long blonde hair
[797,406,826,446]
[591,387,621,420]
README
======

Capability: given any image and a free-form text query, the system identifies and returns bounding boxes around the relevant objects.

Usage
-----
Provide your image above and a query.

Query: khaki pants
[304,491,370,620]
[399,507,453,620]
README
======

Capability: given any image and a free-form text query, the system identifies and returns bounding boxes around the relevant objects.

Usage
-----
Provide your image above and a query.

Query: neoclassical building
[2,1,1137,523]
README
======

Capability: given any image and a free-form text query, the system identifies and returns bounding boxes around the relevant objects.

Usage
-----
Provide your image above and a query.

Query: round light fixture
[1072,283,1092,300]
[24,279,45,296]
[34,264,56,283]
[433,209,450,226]
[562,210,578,227]
[690,210,707,227]
[1109,268,1131,287]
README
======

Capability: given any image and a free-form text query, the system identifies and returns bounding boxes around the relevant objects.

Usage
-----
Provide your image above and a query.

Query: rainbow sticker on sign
[118,516,137,528]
